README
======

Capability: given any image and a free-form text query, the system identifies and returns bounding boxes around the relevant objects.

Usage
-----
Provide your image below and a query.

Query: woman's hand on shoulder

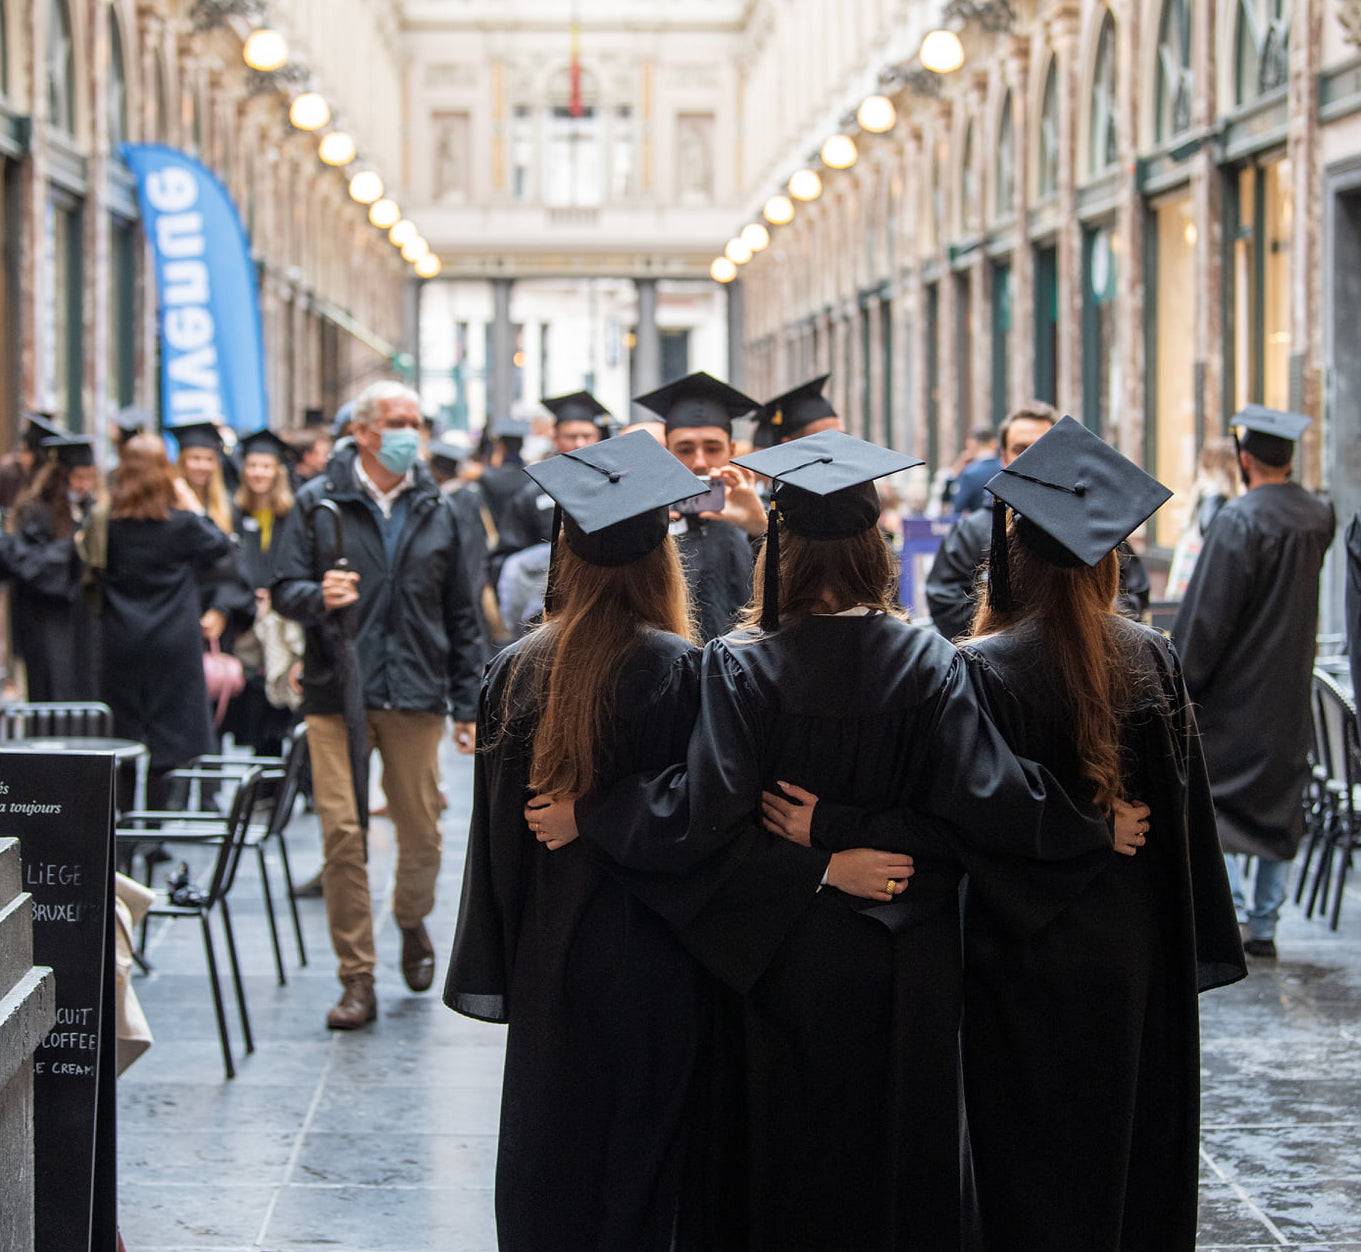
[173,477,205,515]
[762,781,818,846]
[1111,798,1150,856]
[525,795,579,850]
[826,848,914,901]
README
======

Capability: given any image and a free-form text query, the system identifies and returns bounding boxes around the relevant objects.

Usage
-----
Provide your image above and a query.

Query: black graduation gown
[445,629,705,1252]
[574,613,1115,1252]
[102,511,231,770]
[1172,482,1335,859]
[925,506,991,642]
[10,500,101,701]
[673,516,754,642]
[958,621,1246,1252]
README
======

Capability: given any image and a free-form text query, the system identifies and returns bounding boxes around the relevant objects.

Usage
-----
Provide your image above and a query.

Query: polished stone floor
[115,740,1361,1251]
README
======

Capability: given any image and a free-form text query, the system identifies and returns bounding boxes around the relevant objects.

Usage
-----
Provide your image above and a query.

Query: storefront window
[47,195,83,427]
[1156,0,1194,143]
[109,220,136,409]
[1151,189,1198,546]
[925,282,940,470]
[1034,244,1058,403]
[1,0,9,98]
[1236,0,1289,104]
[955,272,973,429]
[48,0,75,135]
[1090,10,1118,177]
[610,106,634,200]
[108,11,128,151]
[995,92,1014,219]
[992,260,1012,426]
[1082,223,1119,436]
[1038,62,1059,198]
[1231,157,1293,413]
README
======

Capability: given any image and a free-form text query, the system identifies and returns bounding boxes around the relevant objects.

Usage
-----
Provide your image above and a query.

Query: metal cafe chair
[115,765,267,1080]
[1304,671,1360,932]
[0,700,114,739]
[1295,674,1338,905]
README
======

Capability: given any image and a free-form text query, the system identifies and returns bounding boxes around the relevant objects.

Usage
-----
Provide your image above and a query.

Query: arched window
[1155,0,1193,142]
[961,120,978,231]
[1038,60,1059,197]
[48,0,74,134]
[154,54,171,144]
[108,10,128,151]
[995,91,1014,218]
[1236,0,1289,104]
[544,65,602,207]
[1090,9,1118,176]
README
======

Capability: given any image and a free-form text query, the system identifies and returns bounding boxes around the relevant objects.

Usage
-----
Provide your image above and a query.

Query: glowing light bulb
[763,194,795,225]
[920,29,965,75]
[788,169,823,201]
[741,223,771,252]
[389,220,418,247]
[348,170,384,205]
[820,134,858,170]
[710,257,738,283]
[415,254,442,278]
[318,131,356,166]
[724,237,753,265]
[856,95,897,134]
[243,28,288,72]
[368,198,401,229]
[288,92,330,132]
[401,237,430,262]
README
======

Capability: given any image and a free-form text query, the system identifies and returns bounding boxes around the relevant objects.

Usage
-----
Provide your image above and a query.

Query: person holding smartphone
[635,372,768,640]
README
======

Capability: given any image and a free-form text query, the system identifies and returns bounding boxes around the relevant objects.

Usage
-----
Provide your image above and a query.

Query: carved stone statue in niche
[434,111,471,203]
[676,112,714,205]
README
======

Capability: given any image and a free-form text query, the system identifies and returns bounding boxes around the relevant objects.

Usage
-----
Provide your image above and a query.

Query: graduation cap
[524,430,707,597]
[762,375,838,439]
[114,406,150,444]
[1232,404,1310,468]
[634,371,759,436]
[41,433,95,469]
[21,412,65,453]
[491,414,531,441]
[733,430,923,630]
[429,429,474,467]
[542,391,611,432]
[169,421,224,452]
[331,401,356,439]
[238,428,297,464]
[983,415,1172,610]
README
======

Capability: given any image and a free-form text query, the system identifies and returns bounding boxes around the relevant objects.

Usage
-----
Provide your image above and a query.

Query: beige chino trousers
[306,710,445,981]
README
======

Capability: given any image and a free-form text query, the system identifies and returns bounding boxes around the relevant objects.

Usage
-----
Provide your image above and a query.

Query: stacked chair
[1296,668,1359,932]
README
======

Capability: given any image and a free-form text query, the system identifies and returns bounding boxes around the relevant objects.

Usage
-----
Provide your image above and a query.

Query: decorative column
[1289,0,1324,485]
[1114,0,1147,464]
[1007,35,1033,413]
[633,277,662,394]
[488,277,515,419]
[1189,0,1223,444]
[1051,4,1083,415]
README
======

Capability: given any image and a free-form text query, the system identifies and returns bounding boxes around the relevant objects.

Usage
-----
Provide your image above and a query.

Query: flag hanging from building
[122,143,268,435]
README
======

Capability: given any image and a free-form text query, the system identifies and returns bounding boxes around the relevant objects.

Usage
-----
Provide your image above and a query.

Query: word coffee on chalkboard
[0,750,117,1252]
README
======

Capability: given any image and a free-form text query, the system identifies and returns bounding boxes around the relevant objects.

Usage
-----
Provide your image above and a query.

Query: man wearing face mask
[272,380,485,1029]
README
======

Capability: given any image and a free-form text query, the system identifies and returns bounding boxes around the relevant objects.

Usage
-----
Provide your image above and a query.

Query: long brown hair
[504,536,695,798]
[969,520,1130,813]
[112,436,178,520]
[234,459,295,518]
[739,526,905,631]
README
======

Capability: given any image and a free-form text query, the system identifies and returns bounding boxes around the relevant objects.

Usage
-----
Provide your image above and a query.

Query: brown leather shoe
[400,922,435,992]
[326,975,377,1029]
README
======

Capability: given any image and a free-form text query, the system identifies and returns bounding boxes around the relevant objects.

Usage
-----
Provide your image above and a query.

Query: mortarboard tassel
[760,500,781,632]
[542,504,563,616]
[987,497,1012,613]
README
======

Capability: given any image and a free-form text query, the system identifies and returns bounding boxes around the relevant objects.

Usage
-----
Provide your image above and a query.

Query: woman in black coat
[9,436,102,701]
[102,436,233,804]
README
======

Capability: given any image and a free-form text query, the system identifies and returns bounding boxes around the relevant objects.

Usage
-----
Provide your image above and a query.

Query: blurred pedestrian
[949,425,1002,513]
[8,434,102,700]
[272,380,484,1030]
[101,436,233,807]
[960,416,1245,1251]
[1165,435,1240,599]
[1173,406,1335,960]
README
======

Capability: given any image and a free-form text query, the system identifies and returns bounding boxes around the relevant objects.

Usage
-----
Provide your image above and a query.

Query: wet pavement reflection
[115,741,1361,1250]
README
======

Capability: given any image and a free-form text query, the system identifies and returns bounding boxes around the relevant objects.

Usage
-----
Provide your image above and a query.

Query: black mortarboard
[22,412,64,452]
[170,421,224,452]
[524,430,707,585]
[734,430,923,630]
[762,375,838,438]
[1232,404,1310,468]
[983,415,1172,609]
[238,428,297,463]
[492,415,531,441]
[41,433,95,469]
[429,429,474,467]
[542,391,611,430]
[634,371,759,436]
[114,406,150,443]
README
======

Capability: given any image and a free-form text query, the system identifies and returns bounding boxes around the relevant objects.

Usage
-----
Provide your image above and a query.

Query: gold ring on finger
[886,879,896,894]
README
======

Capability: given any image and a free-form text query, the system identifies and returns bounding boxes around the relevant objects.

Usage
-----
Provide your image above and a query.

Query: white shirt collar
[354,456,414,519]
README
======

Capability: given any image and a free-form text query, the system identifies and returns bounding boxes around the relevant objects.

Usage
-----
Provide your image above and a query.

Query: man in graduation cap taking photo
[1173,406,1335,960]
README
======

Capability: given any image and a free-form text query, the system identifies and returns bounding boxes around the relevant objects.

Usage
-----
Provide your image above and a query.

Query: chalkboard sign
[0,750,118,1252]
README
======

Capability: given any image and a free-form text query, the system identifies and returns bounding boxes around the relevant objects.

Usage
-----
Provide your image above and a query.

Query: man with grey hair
[273,380,484,1029]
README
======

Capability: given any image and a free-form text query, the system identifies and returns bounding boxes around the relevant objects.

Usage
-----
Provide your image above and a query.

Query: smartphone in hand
[675,476,726,515]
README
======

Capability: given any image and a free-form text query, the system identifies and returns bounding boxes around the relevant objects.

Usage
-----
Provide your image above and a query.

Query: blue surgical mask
[377,428,421,475]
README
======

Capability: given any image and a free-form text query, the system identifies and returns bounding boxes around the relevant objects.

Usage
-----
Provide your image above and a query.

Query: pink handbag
[203,637,245,727]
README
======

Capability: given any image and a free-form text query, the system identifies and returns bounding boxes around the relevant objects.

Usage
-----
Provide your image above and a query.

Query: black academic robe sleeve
[1170,507,1256,699]
[270,502,329,626]
[440,501,485,722]
[11,509,82,600]
[924,509,988,642]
